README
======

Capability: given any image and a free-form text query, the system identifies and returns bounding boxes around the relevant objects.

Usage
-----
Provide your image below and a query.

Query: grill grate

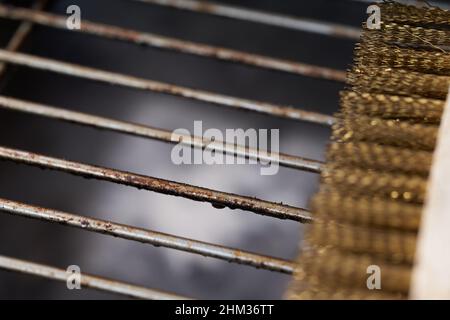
[0,0,379,299]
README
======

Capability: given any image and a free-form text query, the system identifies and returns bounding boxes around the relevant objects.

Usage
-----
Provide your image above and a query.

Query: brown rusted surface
[0,96,324,173]
[0,49,335,126]
[0,4,346,82]
[0,146,312,222]
[133,0,361,40]
[0,197,296,273]
[0,254,190,299]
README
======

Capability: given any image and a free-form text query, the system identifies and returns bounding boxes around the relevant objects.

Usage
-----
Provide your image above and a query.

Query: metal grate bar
[0,96,323,173]
[0,1,338,298]
[131,0,361,40]
[0,146,312,222]
[0,49,335,126]
[0,254,190,299]
[0,4,347,82]
[0,197,296,274]
[0,0,48,77]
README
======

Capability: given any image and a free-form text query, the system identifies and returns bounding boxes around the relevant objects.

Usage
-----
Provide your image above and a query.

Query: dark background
[0,0,367,299]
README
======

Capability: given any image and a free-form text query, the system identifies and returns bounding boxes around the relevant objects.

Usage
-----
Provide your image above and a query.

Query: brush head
[288,1,450,300]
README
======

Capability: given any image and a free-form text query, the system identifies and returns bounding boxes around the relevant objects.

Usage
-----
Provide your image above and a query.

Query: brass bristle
[311,190,422,231]
[327,141,433,175]
[290,285,403,300]
[299,249,412,295]
[348,66,450,99]
[288,2,450,300]
[332,114,438,150]
[321,165,427,204]
[340,91,444,123]
[355,40,450,76]
[379,2,450,26]
[307,220,417,264]
[365,23,450,50]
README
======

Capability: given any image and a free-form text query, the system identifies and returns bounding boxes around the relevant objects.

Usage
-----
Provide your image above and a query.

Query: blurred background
[0,0,366,299]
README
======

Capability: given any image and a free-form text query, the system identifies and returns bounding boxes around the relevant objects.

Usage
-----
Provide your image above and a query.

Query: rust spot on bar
[0,49,336,126]
[132,0,361,40]
[0,146,312,223]
[0,197,296,273]
[0,254,190,299]
[0,4,347,82]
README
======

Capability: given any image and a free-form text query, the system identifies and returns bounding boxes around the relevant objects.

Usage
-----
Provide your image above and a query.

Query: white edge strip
[411,87,450,299]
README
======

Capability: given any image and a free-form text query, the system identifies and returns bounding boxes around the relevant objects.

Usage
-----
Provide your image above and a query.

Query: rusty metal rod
[0,197,296,274]
[0,4,347,83]
[0,96,323,173]
[0,0,48,77]
[132,0,361,40]
[0,146,312,222]
[0,49,335,126]
[0,254,190,299]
